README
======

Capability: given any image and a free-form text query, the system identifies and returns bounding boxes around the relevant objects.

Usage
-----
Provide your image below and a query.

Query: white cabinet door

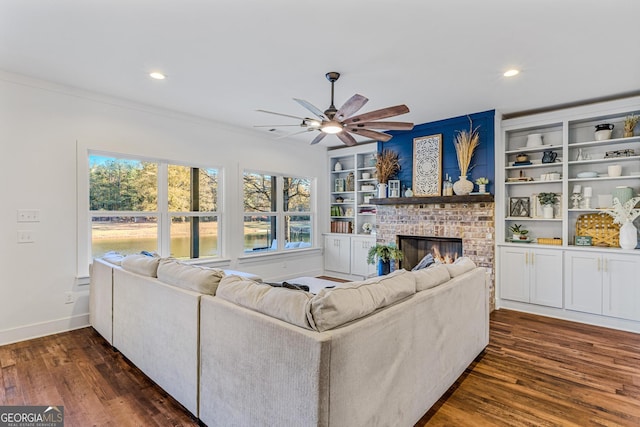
[603,254,640,321]
[529,248,563,308]
[351,236,376,278]
[564,251,602,314]
[324,235,350,274]
[499,247,530,303]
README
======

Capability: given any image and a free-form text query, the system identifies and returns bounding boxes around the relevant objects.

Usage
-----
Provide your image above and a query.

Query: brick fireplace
[373,195,495,310]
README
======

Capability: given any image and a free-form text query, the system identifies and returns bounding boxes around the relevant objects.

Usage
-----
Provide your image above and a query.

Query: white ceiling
[2,0,639,147]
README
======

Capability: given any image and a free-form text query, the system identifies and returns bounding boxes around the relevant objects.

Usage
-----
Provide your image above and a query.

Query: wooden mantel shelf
[371,194,494,205]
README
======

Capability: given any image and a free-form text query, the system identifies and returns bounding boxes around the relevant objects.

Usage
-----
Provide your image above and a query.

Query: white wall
[0,71,328,345]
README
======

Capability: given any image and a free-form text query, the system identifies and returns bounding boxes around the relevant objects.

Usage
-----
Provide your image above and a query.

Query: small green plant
[509,224,525,234]
[367,243,404,265]
[538,192,559,206]
[475,177,489,185]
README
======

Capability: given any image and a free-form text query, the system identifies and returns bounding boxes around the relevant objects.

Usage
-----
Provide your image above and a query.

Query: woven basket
[575,213,619,247]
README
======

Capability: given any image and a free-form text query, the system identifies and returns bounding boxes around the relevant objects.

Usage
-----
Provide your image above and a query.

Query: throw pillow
[102,251,124,266]
[156,258,224,295]
[411,253,435,271]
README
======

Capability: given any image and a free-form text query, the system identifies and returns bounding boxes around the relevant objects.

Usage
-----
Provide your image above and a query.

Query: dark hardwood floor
[1,309,639,426]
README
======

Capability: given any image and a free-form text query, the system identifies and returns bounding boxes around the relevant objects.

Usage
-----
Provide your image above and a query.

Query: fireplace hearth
[397,235,463,270]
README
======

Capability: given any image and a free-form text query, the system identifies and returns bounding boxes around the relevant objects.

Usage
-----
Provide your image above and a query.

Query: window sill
[237,247,321,263]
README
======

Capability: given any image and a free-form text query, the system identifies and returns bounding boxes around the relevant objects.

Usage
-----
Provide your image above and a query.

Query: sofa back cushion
[411,264,451,291]
[121,254,161,277]
[216,275,315,330]
[310,269,416,332]
[157,259,224,295]
[445,257,477,277]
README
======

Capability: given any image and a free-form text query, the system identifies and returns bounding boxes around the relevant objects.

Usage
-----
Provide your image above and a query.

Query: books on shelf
[330,220,353,233]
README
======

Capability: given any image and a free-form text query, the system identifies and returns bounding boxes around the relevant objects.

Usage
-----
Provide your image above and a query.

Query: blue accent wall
[378,110,495,194]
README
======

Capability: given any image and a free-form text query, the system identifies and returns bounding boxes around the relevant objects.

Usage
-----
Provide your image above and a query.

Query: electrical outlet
[17,209,40,222]
[64,291,74,304]
[17,230,35,243]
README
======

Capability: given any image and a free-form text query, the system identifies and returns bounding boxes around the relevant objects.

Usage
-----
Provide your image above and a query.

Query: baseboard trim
[0,313,90,346]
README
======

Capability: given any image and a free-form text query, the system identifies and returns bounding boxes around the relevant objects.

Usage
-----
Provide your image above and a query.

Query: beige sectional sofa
[90,255,489,426]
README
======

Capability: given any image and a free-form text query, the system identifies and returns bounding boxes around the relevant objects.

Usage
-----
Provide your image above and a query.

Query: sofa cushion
[157,259,224,295]
[445,257,477,277]
[101,251,125,266]
[411,264,451,291]
[310,269,416,332]
[216,275,315,330]
[121,254,161,277]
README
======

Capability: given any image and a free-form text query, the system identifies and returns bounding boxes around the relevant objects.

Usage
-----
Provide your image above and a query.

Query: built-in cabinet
[497,96,640,332]
[499,246,562,308]
[324,234,375,278]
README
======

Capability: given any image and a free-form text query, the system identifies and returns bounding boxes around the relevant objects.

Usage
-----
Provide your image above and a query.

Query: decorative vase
[479,184,487,194]
[619,221,638,250]
[612,186,633,205]
[543,205,554,219]
[453,176,473,195]
[377,183,387,198]
[334,161,342,171]
[624,130,634,138]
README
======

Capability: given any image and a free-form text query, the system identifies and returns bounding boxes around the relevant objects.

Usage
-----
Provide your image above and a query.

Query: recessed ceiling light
[503,69,519,77]
[149,72,166,80]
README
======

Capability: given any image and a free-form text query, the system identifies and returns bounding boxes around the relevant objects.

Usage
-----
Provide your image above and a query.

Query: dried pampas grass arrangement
[454,117,480,177]
[376,150,400,184]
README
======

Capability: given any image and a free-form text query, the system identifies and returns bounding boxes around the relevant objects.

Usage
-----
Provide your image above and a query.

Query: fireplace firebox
[397,235,463,270]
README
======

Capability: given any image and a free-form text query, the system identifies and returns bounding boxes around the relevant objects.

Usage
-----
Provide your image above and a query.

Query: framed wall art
[509,197,531,217]
[412,134,442,196]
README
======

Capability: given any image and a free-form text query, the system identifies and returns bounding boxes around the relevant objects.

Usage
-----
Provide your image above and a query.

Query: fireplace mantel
[371,194,494,205]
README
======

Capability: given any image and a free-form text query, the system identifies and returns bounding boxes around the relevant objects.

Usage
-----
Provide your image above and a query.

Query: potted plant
[475,177,489,193]
[375,150,400,198]
[367,242,404,276]
[508,224,529,241]
[624,114,639,138]
[537,192,559,219]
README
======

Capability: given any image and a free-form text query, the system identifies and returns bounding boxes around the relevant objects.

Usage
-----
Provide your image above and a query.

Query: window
[89,154,220,259]
[243,171,313,252]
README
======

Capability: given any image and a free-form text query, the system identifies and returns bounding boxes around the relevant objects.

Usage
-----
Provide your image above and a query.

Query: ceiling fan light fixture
[321,121,343,134]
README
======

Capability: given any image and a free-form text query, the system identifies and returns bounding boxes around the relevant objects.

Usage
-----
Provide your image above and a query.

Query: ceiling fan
[256,72,414,146]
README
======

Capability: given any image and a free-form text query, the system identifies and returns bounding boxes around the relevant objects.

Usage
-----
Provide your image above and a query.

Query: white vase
[479,184,486,194]
[619,221,638,250]
[377,183,387,198]
[543,205,554,219]
[452,176,473,195]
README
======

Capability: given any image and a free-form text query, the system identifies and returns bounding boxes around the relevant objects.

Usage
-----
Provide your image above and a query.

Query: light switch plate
[17,209,40,222]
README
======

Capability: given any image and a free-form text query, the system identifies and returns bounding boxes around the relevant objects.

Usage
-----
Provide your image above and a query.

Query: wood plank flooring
[1,309,639,426]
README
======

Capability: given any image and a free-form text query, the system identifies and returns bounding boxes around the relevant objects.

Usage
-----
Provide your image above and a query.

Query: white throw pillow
[101,251,124,266]
[216,275,316,330]
[445,257,477,277]
[121,254,161,277]
[310,269,416,332]
[411,264,451,291]
[157,258,225,295]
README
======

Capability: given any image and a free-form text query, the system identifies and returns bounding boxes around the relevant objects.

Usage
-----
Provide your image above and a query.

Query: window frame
[242,169,315,254]
[87,151,222,261]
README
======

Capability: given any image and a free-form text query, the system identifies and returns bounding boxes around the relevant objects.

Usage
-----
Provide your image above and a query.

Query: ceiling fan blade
[336,132,358,146]
[310,132,328,145]
[293,98,327,120]
[347,128,393,142]
[335,94,368,120]
[343,104,410,125]
[347,121,414,130]
[256,109,308,121]
[254,124,307,128]
[276,128,316,139]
